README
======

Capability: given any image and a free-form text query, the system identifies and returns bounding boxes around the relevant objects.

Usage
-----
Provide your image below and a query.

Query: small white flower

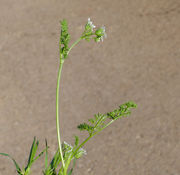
[63,141,73,153]
[63,141,72,148]
[88,18,96,30]
[63,141,73,150]
[79,147,87,155]
[100,26,107,42]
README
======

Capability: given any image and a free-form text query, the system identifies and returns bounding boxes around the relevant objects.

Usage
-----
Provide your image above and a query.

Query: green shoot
[0,137,47,175]
[0,153,22,175]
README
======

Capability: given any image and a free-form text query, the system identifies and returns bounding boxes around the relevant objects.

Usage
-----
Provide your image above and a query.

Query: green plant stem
[56,37,85,174]
[93,119,115,135]
[63,135,93,175]
[56,37,83,173]
[56,60,65,168]
[67,38,82,54]
[64,119,116,172]
[78,120,115,151]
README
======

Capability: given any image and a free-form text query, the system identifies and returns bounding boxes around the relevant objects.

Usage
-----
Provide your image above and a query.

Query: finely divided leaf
[74,136,79,147]
[107,101,137,120]
[78,101,137,135]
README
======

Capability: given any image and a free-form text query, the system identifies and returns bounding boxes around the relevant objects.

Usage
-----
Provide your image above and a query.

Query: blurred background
[0,0,180,174]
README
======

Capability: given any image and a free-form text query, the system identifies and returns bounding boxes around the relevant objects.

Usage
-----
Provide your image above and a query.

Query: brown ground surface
[0,0,180,175]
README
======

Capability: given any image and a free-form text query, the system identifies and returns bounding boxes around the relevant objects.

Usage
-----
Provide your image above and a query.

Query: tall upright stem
[56,37,82,172]
[56,60,65,168]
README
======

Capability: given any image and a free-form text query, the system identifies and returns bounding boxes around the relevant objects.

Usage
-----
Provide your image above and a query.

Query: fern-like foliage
[107,101,137,119]
[77,101,137,136]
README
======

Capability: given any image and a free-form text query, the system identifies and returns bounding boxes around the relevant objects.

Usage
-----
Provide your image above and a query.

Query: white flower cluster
[63,141,73,150]
[100,26,107,42]
[63,141,87,155]
[84,18,107,42]
[79,147,87,155]
[88,18,96,31]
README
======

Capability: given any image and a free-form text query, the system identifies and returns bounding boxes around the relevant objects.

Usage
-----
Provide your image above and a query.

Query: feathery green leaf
[78,101,137,135]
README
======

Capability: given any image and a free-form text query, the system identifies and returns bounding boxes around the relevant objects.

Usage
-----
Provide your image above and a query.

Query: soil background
[0,0,180,175]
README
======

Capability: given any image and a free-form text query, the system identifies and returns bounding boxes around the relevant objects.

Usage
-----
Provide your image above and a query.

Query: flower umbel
[82,18,96,41]
[87,18,96,31]
[95,26,107,42]
[62,141,86,160]
[82,18,107,43]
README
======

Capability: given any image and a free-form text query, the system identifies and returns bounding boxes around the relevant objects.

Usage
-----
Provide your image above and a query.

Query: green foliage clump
[0,137,47,175]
